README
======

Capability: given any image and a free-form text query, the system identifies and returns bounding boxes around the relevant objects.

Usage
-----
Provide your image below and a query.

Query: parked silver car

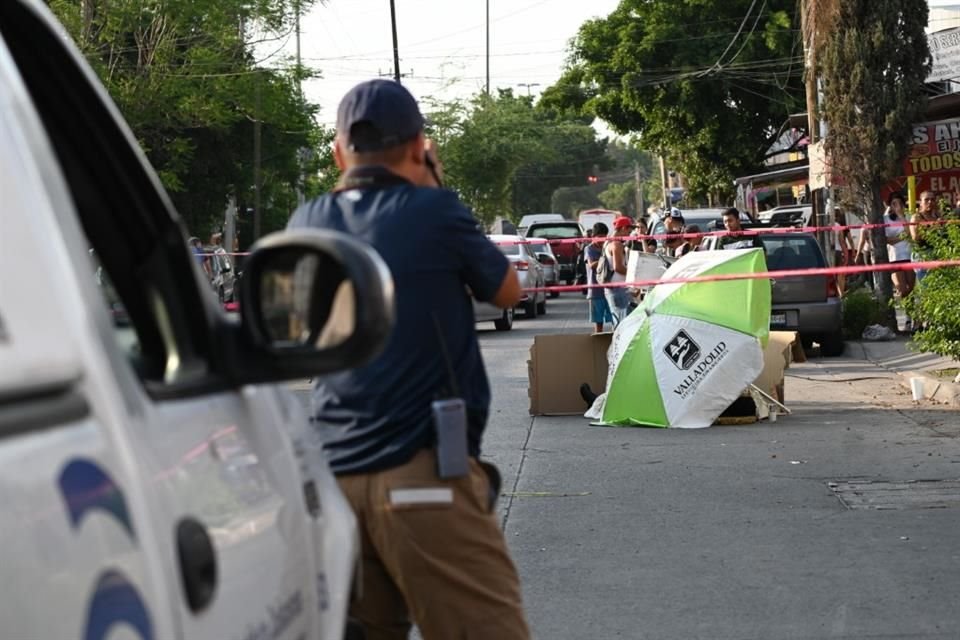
[525,239,560,296]
[474,234,547,324]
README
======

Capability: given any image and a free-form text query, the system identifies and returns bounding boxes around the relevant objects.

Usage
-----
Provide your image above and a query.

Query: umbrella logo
[665,330,701,370]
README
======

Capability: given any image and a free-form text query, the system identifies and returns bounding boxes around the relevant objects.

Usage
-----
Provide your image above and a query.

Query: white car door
[0,71,176,640]
[0,3,322,638]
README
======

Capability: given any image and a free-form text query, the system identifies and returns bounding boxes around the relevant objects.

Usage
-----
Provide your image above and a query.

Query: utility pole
[800,0,828,261]
[389,0,401,82]
[295,0,305,207]
[659,154,669,210]
[485,0,490,95]
[517,82,540,97]
[634,160,644,218]
[253,70,262,240]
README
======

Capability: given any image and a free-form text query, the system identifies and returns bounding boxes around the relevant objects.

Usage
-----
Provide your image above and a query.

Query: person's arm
[490,266,521,309]
[909,214,921,242]
[611,241,627,275]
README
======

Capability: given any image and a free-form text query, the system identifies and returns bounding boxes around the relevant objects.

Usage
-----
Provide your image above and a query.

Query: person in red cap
[601,216,636,325]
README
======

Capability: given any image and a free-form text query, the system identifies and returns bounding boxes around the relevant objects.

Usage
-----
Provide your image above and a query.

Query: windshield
[498,243,521,256]
[760,236,825,270]
[528,225,582,239]
[527,242,550,253]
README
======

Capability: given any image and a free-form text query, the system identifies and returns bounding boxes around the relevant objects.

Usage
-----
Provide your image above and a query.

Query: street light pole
[389,0,401,82]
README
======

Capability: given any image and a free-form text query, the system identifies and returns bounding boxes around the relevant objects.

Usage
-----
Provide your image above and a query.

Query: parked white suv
[0,2,394,638]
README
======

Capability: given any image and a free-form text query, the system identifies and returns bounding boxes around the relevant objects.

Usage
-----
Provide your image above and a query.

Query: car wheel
[549,289,560,298]
[494,307,514,331]
[819,332,845,357]
[524,297,537,319]
[537,296,547,315]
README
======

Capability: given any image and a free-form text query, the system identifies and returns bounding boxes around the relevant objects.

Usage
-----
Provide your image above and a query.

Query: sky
[291,0,622,128]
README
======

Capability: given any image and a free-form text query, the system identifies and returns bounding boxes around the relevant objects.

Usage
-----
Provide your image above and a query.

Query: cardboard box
[527,330,802,417]
[754,331,805,405]
[528,333,612,415]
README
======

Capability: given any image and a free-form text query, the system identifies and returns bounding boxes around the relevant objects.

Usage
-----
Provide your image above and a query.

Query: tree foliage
[47,0,334,243]
[903,219,960,359]
[818,0,930,316]
[542,0,804,200]
[425,90,609,223]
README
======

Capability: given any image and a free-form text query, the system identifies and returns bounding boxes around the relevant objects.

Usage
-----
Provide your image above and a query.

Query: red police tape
[520,259,960,294]
[498,217,960,245]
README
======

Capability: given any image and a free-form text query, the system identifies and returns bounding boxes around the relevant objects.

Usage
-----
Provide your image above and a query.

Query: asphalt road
[478,294,960,640]
[296,293,960,639]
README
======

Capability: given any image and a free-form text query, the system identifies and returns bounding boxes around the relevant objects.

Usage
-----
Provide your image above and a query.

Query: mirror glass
[258,249,356,349]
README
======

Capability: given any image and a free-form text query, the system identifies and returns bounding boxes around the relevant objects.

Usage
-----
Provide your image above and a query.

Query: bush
[842,287,888,339]
[903,216,960,360]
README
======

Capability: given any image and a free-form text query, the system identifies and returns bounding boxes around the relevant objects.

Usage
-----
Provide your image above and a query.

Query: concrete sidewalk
[849,337,960,406]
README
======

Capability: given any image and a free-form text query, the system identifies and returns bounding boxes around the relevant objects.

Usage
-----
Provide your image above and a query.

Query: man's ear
[408,132,427,165]
[333,136,348,171]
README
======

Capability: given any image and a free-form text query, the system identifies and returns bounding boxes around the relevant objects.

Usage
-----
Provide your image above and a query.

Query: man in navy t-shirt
[287,79,530,639]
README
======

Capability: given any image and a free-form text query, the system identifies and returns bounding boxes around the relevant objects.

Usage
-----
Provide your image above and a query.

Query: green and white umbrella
[586,248,771,428]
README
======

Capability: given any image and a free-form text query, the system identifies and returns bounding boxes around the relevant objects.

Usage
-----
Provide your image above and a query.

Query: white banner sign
[928,27,960,83]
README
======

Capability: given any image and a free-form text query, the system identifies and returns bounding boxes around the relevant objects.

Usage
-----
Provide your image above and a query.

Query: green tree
[817,0,930,319]
[903,220,960,362]
[47,0,333,242]
[543,0,803,200]
[426,90,609,223]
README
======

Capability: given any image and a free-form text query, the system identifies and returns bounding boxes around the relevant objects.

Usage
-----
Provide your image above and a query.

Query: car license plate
[770,312,787,327]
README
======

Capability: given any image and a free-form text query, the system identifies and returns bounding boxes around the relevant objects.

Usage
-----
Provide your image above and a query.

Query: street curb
[902,370,960,407]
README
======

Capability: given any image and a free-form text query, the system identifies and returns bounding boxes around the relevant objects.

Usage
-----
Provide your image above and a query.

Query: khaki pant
[337,449,530,640]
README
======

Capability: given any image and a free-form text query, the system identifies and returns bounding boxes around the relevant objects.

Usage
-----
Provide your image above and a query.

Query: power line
[697,0,759,77]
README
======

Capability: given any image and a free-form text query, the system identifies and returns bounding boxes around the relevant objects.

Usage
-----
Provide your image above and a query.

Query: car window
[498,244,521,256]
[528,225,582,239]
[760,236,824,270]
[528,242,549,253]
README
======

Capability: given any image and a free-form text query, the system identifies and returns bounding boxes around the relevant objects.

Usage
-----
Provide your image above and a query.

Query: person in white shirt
[884,192,915,329]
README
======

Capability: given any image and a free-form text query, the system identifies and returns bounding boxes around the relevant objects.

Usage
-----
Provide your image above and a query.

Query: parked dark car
[524,221,583,285]
[700,231,843,356]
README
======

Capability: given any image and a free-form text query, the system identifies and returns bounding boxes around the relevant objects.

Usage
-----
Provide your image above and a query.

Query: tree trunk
[868,185,896,329]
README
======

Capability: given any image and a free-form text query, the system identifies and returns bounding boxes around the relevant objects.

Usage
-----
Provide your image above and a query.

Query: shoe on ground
[580,383,598,407]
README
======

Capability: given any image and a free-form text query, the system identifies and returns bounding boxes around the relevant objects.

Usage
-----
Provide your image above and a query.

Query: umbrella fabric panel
[650,315,764,428]
[642,249,771,341]
[601,319,668,427]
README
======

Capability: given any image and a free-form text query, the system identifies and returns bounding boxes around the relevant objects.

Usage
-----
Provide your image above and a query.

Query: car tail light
[515,260,530,271]
[826,275,839,298]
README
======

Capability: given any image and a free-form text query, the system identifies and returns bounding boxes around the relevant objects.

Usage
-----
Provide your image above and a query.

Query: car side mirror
[233,229,394,381]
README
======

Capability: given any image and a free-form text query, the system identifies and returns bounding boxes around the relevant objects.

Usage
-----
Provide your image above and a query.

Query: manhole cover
[829,479,960,510]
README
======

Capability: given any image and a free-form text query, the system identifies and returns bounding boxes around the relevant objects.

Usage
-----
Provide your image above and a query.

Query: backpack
[595,242,615,284]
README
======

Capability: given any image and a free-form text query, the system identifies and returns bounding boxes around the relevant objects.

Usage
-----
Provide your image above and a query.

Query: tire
[524,297,538,319]
[549,290,560,299]
[537,296,547,315]
[494,307,514,331]
[819,332,845,357]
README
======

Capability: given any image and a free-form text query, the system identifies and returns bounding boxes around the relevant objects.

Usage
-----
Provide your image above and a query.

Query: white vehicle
[578,208,619,233]
[757,204,813,226]
[0,2,394,638]
[517,212,566,234]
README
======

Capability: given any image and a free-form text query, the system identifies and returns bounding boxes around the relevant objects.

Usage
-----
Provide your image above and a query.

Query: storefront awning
[734,159,810,187]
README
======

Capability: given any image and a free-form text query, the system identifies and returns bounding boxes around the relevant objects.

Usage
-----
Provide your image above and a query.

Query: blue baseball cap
[336,79,425,152]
